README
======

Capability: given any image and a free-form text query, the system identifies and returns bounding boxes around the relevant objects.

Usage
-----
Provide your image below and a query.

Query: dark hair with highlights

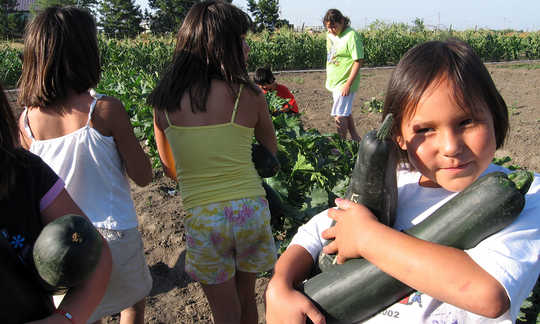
[148,0,256,113]
[17,6,100,108]
[323,9,350,28]
[254,67,275,85]
[0,83,25,199]
[382,39,509,164]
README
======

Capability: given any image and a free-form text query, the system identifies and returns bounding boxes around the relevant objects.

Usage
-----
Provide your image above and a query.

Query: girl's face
[325,20,345,36]
[396,78,497,192]
[241,35,250,63]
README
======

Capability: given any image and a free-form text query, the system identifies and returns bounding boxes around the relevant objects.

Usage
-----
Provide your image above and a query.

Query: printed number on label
[382,310,399,318]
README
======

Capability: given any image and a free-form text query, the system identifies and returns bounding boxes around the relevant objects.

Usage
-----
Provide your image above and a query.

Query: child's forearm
[345,60,362,88]
[271,244,314,287]
[56,238,112,323]
[345,220,509,317]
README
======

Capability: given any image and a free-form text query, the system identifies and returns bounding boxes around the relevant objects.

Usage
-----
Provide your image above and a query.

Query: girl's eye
[414,127,432,134]
[459,118,473,127]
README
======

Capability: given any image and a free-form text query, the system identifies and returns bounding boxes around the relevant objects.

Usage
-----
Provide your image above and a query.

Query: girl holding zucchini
[18,6,153,324]
[0,82,112,324]
[265,39,540,324]
[149,2,278,323]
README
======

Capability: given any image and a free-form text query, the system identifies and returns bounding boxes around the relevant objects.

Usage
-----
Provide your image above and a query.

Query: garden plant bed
[6,63,540,323]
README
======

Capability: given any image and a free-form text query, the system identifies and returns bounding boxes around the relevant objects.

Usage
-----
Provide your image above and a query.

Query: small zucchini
[262,181,285,231]
[303,170,533,324]
[252,143,280,178]
[33,214,103,295]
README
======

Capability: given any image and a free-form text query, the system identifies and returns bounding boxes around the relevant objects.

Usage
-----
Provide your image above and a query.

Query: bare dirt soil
[6,63,540,323]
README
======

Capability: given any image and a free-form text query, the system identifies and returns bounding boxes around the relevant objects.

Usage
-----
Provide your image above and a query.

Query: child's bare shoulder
[242,84,266,105]
[91,95,131,133]
[95,95,124,110]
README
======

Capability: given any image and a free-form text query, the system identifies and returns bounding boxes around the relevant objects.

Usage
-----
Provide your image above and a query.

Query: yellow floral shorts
[184,197,277,285]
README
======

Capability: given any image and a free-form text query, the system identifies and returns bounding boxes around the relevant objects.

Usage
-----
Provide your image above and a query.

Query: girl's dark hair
[18,6,100,108]
[323,9,350,27]
[0,83,24,199]
[148,0,256,113]
[382,39,509,164]
[254,67,275,85]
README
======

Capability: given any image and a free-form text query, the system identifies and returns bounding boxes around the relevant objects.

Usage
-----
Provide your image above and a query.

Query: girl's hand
[340,83,352,97]
[265,278,326,324]
[321,198,379,263]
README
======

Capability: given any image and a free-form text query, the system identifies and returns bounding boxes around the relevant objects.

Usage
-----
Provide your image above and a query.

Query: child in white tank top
[18,6,152,324]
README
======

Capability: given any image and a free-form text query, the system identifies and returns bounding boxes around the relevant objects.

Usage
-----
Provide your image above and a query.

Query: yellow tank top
[164,85,265,209]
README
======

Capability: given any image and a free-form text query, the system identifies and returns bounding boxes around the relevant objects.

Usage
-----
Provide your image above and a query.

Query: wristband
[54,308,75,324]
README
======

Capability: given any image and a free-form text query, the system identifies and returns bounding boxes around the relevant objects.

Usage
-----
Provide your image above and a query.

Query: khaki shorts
[184,197,277,285]
[88,227,152,322]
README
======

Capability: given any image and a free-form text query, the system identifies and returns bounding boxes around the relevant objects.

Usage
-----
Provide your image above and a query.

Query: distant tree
[246,0,282,32]
[0,0,26,38]
[30,0,98,16]
[148,0,232,34]
[99,0,143,38]
[411,17,425,32]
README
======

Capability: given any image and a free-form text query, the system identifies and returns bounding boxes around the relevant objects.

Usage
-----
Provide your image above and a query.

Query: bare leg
[201,277,242,324]
[335,116,348,139]
[346,115,361,142]
[119,299,146,324]
[236,271,258,324]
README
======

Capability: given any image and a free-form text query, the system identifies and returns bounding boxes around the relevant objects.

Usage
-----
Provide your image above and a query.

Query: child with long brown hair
[0,81,112,324]
[18,6,152,324]
[148,1,278,323]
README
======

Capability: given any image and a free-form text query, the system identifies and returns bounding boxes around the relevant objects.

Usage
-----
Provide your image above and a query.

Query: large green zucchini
[318,114,398,271]
[33,214,103,294]
[303,170,533,324]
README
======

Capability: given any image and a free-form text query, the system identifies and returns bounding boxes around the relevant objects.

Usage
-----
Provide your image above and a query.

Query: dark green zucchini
[318,114,398,271]
[303,170,533,324]
[262,181,285,231]
[252,143,280,178]
[33,214,103,295]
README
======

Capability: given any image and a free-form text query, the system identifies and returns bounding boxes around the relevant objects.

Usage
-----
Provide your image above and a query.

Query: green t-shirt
[325,26,364,92]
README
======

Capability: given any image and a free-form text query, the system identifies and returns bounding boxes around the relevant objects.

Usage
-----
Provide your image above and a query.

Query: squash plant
[263,112,358,251]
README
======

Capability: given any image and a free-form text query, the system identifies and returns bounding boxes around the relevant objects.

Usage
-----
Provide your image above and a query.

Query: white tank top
[23,90,138,230]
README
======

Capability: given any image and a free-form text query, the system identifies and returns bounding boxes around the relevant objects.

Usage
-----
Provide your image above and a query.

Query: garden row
[3,26,540,88]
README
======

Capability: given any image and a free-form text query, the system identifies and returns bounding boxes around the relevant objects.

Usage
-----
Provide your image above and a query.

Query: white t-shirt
[289,164,540,323]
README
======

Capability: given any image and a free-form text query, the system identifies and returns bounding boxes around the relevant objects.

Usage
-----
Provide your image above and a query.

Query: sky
[136,0,540,31]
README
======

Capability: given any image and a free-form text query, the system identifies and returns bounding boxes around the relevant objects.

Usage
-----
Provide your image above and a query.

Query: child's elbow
[135,172,153,187]
[486,297,510,318]
[131,166,153,187]
[476,287,510,318]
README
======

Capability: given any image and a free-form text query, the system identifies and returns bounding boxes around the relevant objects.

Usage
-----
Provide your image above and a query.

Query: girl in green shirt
[324,9,364,141]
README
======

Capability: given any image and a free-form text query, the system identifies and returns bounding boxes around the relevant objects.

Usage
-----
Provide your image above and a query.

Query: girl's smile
[397,78,497,191]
